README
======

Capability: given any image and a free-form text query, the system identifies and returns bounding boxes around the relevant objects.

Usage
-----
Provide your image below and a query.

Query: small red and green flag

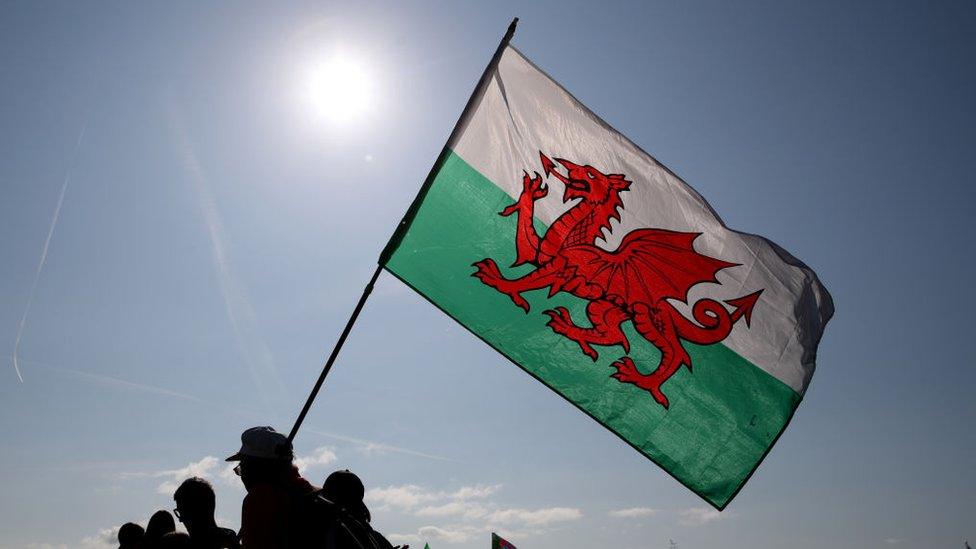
[382,35,832,509]
[491,533,517,549]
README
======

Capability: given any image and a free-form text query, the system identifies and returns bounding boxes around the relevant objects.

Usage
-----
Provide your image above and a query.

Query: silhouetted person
[159,532,192,549]
[144,510,177,549]
[316,469,400,549]
[322,470,370,524]
[118,522,145,549]
[226,426,316,548]
[173,477,240,549]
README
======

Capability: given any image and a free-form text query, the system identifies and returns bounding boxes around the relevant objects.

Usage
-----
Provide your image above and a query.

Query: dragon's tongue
[542,156,571,186]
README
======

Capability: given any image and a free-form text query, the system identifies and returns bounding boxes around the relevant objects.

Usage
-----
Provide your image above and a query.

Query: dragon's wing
[562,229,737,304]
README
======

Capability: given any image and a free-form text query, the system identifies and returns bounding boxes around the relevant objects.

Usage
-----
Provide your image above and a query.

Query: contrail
[21,358,214,407]
[21,356,455,463]
[12,123,87,383]
[303,426,458,463]
[166,102,285,412]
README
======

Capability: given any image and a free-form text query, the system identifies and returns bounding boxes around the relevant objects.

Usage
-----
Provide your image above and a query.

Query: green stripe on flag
[384,150,802,508]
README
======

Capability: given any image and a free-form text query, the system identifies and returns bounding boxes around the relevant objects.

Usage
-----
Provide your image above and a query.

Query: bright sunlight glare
[307,55,374,124]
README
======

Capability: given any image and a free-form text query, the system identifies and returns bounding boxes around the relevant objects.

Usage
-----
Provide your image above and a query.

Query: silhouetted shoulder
[213,526,240,548]
[369,529,398,549]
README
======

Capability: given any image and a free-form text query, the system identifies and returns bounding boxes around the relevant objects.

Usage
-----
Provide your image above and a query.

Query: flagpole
[287,17,519,444]
[286,263,382,443]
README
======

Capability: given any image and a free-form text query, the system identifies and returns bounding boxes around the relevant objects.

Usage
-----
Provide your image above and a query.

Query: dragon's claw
[610,357,640,381]
[609,357,670,408]
[473,258,530,313]
[652,389,670,409]
[502,172,547,217]
[499,203,519,217]
[471,258,502,280]
[522,171,547,198]
[543,307,599,360]
[543,307,573,333]
[580,343,598,361]
[530,172,548,199]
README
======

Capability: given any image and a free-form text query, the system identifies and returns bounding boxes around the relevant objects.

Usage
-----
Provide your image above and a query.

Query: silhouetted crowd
[117,426,406,549]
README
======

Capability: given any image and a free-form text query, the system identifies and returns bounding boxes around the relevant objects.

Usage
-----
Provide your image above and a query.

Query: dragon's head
[539,152,631,204]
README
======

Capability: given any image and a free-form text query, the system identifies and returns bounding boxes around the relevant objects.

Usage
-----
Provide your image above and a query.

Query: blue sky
[1,1,974,548]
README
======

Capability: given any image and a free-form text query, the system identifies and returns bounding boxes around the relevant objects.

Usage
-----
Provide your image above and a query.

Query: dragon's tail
[668,290,763,345]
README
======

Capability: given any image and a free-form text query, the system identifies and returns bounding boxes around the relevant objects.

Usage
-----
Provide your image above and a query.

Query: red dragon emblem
[472,152,763,408]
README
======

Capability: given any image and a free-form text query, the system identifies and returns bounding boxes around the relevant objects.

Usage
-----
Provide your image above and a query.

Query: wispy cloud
[367,484,500,511]
[452,485,501,499]
[122,446,339,495]
[294,446,338,475]
[367,483,581,544]
[418,525,478,544]
[80,526,119,549]
[609,507,659,518]
[678,507,731,526]
[159,456,222,495]
[367,484,443,510]
[415,500,489,520]
[386,533,422,546]
[218,461,241,487]
[28,525,123,549]
[12,122,87,383]
[118,455,222,496]
[485,507,582,526]
[304,426,456,463]
[167,102,284,412]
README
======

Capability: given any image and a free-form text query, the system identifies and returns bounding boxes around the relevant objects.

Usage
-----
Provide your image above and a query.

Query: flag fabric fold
[382,44,833,509]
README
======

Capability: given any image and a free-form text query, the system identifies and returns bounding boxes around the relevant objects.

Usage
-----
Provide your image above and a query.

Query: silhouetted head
[118,522,144,548]
[322,469,370,522]
[226,426,294,491]
[322,469,364,503]
[145,510,176,541]
[540,151,631,204]
[159,532,192,549]
[173,477,216,532]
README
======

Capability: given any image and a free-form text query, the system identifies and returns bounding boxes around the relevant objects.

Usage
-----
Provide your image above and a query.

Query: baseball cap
[225,426,293,461]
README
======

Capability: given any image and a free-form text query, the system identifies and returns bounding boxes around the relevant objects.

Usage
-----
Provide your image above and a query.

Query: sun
[307,55,374,124]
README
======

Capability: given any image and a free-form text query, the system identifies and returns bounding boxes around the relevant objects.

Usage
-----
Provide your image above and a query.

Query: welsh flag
[491,533,517,549]
[381,43,832,509]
